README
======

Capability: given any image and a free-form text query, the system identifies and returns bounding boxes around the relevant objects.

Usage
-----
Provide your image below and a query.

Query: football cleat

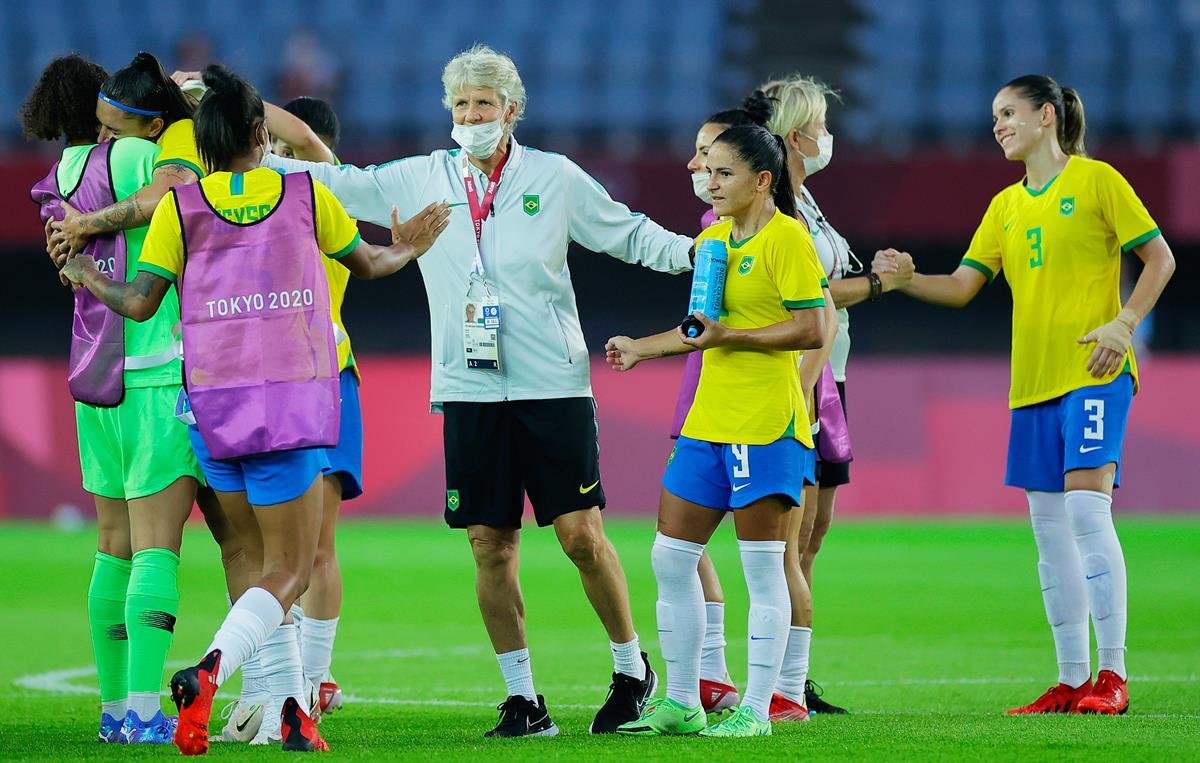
[805,679,848,714]
[616,696,706,736]
[484,694,559,738]
[280,696,329,752]
[318,681,344,716]
[118,709,178,744]
[1006,679,1093,715]
[249,697,283,746]
[170,649,222,756]
[769,693,811,722]
[1076,671,1128,715]
[210,697,265,742]
[590,652,658,733]
[700,676,740,714]
[698,704,771,737]
[98,712,124,743]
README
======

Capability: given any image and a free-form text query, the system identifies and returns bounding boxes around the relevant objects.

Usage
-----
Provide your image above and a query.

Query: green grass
[1,518,1198,760]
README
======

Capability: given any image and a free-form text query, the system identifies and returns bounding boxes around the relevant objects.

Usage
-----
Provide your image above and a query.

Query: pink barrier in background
[1,355,1197,519]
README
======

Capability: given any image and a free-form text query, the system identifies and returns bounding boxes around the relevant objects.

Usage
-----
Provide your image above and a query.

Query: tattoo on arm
[87,271,169,320]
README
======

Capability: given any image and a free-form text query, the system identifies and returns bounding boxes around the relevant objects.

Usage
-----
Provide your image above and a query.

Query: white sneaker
[209,697,266,743]
[249,698,282,746]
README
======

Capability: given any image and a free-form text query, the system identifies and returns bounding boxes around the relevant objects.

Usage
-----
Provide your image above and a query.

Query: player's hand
[882,250,915,290]
[391,202,451,258]
[49,201,89,259]
[1078,309,1138,378]
[678,311,728,350]
[170,70,202,86]
[60,254,98,286]
[872,248,903,274]
[44,216,71,269]
[605,336,641,372]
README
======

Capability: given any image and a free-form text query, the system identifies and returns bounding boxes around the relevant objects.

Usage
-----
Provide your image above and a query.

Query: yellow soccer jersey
[682,209,827,446]
[155,119,205,178]
[138,168,361,281]
[962,156,1159,408]
[322,255,357,373]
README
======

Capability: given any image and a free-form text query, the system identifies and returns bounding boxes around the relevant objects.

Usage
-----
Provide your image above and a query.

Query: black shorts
[815,380,851,488]
[442,397,606,529]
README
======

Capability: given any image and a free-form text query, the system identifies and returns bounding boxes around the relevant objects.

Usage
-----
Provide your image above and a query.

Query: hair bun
[201,64,240,96]
[741,89,775,127]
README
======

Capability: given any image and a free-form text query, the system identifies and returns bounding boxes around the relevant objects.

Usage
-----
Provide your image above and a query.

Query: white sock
[739,539,790,723]
[239,650,269,700]
[208,587,285,685]
[300,616,339,685]
[775,626,812,705]
[496,648,536,701]
[1028,491,1091,687]
[256,623,306,740]
[128,691,159,720]
[700,602,728,682]
[1066,490,1128,680]
[610,636,645,681]
[102,699,127,720]
[652,532,706,708]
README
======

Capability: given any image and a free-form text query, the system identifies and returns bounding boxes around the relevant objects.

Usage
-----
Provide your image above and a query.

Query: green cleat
[698,705,772,737]
[616,697,706,736]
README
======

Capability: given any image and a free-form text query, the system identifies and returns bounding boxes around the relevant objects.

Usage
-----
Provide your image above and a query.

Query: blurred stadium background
[1,0,1197,520]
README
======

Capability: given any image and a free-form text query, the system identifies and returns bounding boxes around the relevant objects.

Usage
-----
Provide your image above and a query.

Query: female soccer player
[761,73,914,719]
[23,54,204,745]
[877,75,1174,715]
[48,52,202,259]
[609,124,828,738]
[61,63,450,754]
[676,92,777,715]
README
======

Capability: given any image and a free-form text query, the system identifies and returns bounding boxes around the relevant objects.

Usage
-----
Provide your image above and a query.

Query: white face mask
[691,171,713,204]
[801,132,834,176]
[452,118,505,159]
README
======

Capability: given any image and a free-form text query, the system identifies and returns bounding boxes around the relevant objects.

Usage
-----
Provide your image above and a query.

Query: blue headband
[98,91,162,117]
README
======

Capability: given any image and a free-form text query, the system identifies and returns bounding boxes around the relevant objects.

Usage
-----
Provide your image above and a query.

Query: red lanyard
[463,149,510,249]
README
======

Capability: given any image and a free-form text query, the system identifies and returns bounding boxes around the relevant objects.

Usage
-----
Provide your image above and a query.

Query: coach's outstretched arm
[265,153,424,230]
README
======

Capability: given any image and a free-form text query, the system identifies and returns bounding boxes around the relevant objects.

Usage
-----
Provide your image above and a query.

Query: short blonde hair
[760,74,840,136]
[441,44,527,123]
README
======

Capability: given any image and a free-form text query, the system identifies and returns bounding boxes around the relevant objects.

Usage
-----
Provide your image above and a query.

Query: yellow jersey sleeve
[136,190,185,281]
[772,226,826,310]
[962,194,1004,282]
[154,120,205,179]
[312,178,362,258]
[1095,162,1160,252]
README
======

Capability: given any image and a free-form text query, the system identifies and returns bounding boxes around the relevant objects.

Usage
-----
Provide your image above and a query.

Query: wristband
[867,272,883,301]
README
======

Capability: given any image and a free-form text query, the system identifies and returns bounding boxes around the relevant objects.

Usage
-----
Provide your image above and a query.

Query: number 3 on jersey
[1026,227,1044,269]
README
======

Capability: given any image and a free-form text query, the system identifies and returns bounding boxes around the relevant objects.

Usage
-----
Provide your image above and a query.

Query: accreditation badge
[463,293,502,371]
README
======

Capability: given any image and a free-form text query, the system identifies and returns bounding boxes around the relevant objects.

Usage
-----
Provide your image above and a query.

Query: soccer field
[1,517,1197,760]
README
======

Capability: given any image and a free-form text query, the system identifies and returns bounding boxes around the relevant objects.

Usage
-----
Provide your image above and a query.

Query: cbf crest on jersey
[523,194,540,216]
[1060,197,1076,216]
[736,255,755,276]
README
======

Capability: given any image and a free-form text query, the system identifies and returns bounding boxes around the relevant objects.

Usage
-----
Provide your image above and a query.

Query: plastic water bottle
[681,239,728,338]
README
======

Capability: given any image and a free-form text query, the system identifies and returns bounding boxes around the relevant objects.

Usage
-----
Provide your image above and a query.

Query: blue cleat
[98,712,124,743]
[118,709,179,744]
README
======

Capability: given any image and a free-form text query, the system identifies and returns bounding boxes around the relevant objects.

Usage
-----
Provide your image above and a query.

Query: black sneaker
[805,679,848,715]
[484,694,559,738]
[590,652,658,733]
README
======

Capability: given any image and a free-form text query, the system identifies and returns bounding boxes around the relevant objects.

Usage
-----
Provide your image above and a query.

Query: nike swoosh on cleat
[579,480,600,494]
[235,710,259,733]
[683,711,699,722]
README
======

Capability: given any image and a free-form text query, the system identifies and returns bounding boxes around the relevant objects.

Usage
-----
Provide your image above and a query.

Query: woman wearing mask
[23,53,204,746]
[61,63,449,754]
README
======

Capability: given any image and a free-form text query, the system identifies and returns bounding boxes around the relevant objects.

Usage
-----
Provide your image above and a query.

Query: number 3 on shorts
[731,444,750,479]
[1083,399,1105,441]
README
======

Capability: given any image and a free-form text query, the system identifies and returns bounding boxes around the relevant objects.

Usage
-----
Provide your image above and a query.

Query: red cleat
[281,696,329,752]
[1006,679,1092,715]
[171,649,222,755]
[699,678,740,713]
[1076,670,1128,715]
[769,693,811,722]
[318,681,344,715]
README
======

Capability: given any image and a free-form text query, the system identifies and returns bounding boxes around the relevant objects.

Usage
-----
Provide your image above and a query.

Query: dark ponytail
[711,124,796,219]
[703,89,775,130]
[20,54,108,143]
[1004,74,1088,157]
[101,51,195,130]
[194,64,265,173]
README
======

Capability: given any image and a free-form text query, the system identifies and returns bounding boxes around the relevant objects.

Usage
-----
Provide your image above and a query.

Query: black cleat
[805,679,848,715]
[484,694,559,738]
[590,652,658,733]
